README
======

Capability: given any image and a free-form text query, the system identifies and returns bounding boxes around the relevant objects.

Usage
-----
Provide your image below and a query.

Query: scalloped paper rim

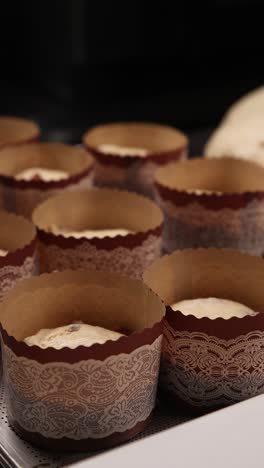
[155,182,264,210]
[0,165,93,191]
[86,145,188,167]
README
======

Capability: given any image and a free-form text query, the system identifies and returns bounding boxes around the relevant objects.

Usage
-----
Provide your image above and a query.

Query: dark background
[0,0,263,152]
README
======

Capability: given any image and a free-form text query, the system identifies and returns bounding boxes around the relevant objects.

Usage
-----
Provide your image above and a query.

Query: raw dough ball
[15,167,68,182]
[171,297,257,320]
[24,323,124,349]
[98,143,148,157]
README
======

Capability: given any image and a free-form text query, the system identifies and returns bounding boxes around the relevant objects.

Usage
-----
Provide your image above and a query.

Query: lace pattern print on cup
[1,173,93,218]
[95,152,186,197]
[3,336,162,440]
[161,321,264,408]
[0,255,37,301]
[157,197,264,255]
[38,234,161,279]
[94,163,127,189]
[94,161,152,195]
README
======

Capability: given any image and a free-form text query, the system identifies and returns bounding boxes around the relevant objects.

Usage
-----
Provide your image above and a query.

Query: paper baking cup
[0,211,37,301]
[155,157,264,255]
[0,116,40,149]
[0,269,165,451]
[0,143,94,218]
[33,188,163,279]
[144,248,264,411]
[83,122,188,197]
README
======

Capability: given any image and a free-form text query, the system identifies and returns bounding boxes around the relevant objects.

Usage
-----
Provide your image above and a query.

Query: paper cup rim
[83,122,188,165]
[0,143,93,190]
[0,320,163,363]
[0,269,165,362]
[33,188,164,248]
[143,247,264,338]
[36,225,162,250]
[165,305,264,339]
[155,157,264,209]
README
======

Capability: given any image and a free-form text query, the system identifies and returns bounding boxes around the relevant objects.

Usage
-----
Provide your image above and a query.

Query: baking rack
[0,382,193,468]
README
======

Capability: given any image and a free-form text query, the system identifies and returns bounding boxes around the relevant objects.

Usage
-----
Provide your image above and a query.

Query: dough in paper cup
[0,269,165,450]
[83,122,188,197]
[144,248,264,411]
[0,143,94,218]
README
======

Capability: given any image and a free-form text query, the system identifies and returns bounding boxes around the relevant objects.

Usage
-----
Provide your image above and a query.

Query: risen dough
[170,297,257,320]
[24,323,124,349]
[50,225,132,239]
[98,143,148,157]
[15,167,68,182]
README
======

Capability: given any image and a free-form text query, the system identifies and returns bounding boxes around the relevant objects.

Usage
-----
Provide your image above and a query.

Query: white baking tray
[71,394,264,468]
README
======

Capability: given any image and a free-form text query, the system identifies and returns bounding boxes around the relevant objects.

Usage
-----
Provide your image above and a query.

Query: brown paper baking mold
[0,269,165,450]
[33,188,163,279]
[155,157,264,255]
[83,122,188,197]
[144,248,264,411]
[0,143,94,218]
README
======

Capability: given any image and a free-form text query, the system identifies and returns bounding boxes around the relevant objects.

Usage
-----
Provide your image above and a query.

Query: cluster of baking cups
[0,142,94,218]
[144,248,264,412]
[32,188,163,278]
[155,157,264,255]
[83,122,188,197]
[0,269,165,450]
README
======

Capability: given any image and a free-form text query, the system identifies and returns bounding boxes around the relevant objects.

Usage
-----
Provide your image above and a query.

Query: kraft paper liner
[0,143,93,191]
[155,157,264,254]
[0,116,40,149]
[0,211,37,300]
[37,224,161,251]
[83,122,188,165]
[156,182,264,210]
[143,248,264,411]
[89,146,186,167]
[32,189,163,277]
[155,157,264,209]
[0,269,165,451]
